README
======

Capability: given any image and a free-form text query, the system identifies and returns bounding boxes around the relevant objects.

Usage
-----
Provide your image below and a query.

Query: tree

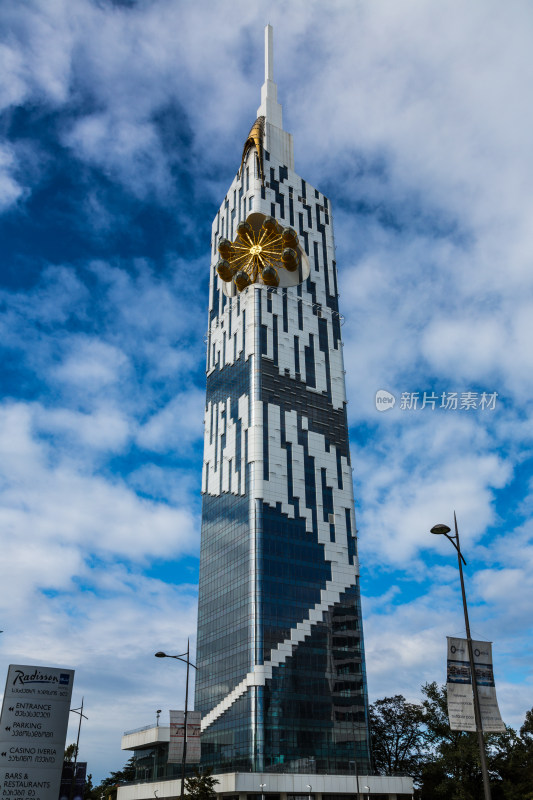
[369,683,533,800]
[419,682,533,800]
[517,709,533,798]
[92,757,137,800]
[369,694,427,778]
[64,743,79,763]
[419,681,484,800]
[184,768,219,800]
[487,708,533,800]
[83,774,95,800]
[100,756,136,786]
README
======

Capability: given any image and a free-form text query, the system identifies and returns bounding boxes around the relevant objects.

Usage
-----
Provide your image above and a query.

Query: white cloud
[363,574,531,731]
[86,260,205,378]
[2,566,199,780]
[128,464,199,505]
[137,389,204,453]
[63,112,174,201]
[0,143,26,211]
[0,260,205,427]
[1,265,89,326]
[353,411,511,568]
[0,402,199,569]
[52,337,131,391]
[34,404,131,453]
[0,7,71,111]
[0,396,201,781]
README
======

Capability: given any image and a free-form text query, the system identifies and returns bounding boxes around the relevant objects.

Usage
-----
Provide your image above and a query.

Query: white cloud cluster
[0,401,197,561]
[0,143,26,210]
[0,0,74,110]
[0,256,205,778]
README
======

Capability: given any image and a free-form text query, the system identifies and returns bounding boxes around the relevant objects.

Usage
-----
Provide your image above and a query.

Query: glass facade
[130,741,183,783]
[195,46,372,776]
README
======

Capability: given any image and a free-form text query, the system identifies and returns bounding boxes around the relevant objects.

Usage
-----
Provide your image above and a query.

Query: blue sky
[1,0,532,782]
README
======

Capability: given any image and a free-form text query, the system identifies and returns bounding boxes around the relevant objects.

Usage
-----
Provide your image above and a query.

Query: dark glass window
[304,335,316,388]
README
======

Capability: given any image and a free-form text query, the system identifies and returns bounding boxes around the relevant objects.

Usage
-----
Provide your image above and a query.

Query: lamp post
[363,785,370,800]
[350,714,361,800]
[306,784,312,800]
[69,698,88,800]
[430,513,492,800]
[259,782,266,800]
[156,709,162,727]
[155,640,197,800]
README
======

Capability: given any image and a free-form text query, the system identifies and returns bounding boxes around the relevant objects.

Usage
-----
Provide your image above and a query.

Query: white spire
[265,23,274,81]
[257,24,283,129]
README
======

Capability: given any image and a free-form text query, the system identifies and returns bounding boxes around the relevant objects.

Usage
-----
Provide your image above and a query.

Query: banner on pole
[168,711,201,764]
[446,637,505,732]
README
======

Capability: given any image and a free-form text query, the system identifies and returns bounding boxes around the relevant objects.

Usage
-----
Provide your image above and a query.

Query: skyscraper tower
[195,27,372,775]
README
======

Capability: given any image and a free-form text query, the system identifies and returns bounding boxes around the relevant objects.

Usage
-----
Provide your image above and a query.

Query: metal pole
[69,698,87,800]
[351,716,360,800]
[454,513,492,800]
[180,639,190,800]
[155,647,196,797]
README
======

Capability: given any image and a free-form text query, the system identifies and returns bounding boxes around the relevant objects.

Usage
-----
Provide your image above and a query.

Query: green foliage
[83,774,94,800]
[64,743,79,763]
[369,694,427,777]
[184,767,219,800]
[369,683,533,800]
[419,682,485,799]
[420,682,533,800]
[85,757,137,800]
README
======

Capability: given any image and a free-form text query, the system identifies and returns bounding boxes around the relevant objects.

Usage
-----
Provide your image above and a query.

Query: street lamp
[69,698,88,800]
[306,784,312,800]
[259,782,266,800]
[155,640,197,800]
[364,785,370,800]
[156,709,162,727]
[350,715,361,800]
[430,512,491,800]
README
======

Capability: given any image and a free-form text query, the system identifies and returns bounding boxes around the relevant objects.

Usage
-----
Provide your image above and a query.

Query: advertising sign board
[168,711,201,764]
[0,664,75,800]
[447,638,505,732]
[58,761,86,800]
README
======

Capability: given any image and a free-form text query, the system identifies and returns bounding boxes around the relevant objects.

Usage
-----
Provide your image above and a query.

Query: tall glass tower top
[195,26,372,775]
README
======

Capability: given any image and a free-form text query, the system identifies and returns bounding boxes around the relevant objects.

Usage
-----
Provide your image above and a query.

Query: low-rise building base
[117,771,413,800]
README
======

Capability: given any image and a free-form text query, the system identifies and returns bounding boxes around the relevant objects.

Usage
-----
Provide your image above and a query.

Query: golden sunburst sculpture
[216,212,310,296]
